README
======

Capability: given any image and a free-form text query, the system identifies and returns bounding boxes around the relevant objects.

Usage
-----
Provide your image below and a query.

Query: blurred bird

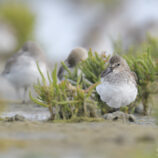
[0,75,17,101]
[2,41,49,103]
[96,55,137,109]
[57,47,88,80]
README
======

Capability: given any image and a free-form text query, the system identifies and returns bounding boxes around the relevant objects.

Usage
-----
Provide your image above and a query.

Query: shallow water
[1,103,50,121]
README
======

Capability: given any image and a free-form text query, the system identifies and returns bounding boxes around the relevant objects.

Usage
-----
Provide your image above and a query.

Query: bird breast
[4,56,48,88]
[96,81,137,108]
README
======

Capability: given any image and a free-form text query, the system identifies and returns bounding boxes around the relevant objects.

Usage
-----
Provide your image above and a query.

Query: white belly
[4,59,48,89]
[96,81,137,108]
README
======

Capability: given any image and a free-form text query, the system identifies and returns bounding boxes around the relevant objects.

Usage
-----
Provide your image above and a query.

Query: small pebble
[103,111,136,122]
[5,114,26,122]
[128,114,136,122]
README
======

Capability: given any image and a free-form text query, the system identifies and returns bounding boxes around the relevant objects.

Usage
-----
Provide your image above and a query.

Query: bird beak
[101,67,113,77]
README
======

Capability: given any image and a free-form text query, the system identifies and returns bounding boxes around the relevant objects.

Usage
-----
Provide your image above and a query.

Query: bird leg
[22,87,28,104]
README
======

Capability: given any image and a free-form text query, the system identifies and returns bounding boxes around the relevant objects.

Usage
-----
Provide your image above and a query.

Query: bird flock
[1,41,138,110]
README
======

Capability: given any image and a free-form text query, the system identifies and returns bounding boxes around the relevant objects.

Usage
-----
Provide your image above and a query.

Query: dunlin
[96,55,137,109]
[58,47,88,80]
[2,41,49,103]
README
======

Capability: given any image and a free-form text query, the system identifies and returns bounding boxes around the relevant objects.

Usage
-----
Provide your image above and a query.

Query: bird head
[101,55,129,77]
[108,55,130,73]
[21,41,44,58]
[66,47,88,67]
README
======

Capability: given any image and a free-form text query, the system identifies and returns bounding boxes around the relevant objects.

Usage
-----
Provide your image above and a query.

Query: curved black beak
[101,67,113,77]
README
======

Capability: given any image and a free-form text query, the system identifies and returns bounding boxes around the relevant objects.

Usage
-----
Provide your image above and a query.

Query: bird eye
[117,63,120,66]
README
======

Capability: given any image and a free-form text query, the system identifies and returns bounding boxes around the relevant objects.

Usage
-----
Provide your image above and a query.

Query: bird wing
[57,65,65,80]
[2,48,25,74]
[2,55,19,74]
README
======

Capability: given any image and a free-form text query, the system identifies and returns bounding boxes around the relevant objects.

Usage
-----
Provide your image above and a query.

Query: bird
[57,47,88,80]
[0,75,17,101]
[2,41,49,103]
[96,55,138,109]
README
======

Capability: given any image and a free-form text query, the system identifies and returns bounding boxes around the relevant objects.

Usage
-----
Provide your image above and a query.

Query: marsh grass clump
[31,46,158,118]
[60,61,80,86]
[141,35,158,59]
[60,49,109,88]
[124,51,158,114]
[80,50,111,113]
[30,64,99,120]
[80,49,109,84]
[62,49,110,113]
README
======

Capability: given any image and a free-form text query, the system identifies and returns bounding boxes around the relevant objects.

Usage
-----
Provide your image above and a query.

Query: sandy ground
[0,120,157,158]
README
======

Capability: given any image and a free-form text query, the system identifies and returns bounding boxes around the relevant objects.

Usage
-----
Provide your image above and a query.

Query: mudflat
[0,120,157,158]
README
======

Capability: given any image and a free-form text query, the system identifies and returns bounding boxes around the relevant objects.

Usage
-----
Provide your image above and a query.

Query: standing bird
[2,41,49,103]
[57,47,88,80]
[96,55,137,109]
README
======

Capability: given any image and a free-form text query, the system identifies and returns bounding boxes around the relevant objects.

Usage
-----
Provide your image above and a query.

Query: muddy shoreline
[0,121,157,158]
[0,103,157,158]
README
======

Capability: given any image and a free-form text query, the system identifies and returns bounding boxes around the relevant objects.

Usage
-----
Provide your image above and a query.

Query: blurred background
[0,0,158,101]
[0,0,158,97]
[0,1,158,157]
[0,0,158,66]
